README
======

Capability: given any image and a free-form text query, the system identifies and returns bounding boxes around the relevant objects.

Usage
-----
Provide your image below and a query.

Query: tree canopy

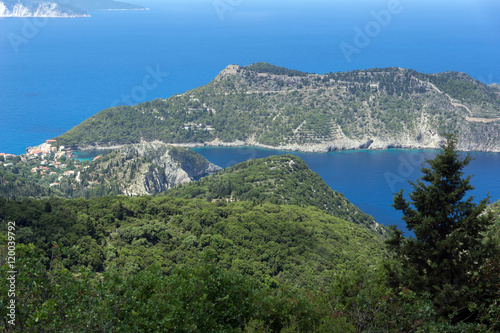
[386,135,500,322]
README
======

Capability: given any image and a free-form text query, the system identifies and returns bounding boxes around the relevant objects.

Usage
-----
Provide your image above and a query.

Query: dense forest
[0,196,386,286]
[0,151,384,235]
[1,139,499,332]
[165,154,382,234]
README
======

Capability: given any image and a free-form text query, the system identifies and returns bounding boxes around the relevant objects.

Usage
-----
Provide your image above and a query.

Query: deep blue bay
[193,147,500,234]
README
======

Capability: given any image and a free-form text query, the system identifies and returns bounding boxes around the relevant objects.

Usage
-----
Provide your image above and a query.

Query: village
[0,140,92,190]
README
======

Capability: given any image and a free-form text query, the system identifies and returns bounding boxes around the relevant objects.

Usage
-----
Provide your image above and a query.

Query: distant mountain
[56,63,500,152]
[166,154,385,235]
[0,0,89,17]
[0,0,145,17]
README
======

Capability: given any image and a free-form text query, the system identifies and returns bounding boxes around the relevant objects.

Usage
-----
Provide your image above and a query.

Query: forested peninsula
[56,63,500,152]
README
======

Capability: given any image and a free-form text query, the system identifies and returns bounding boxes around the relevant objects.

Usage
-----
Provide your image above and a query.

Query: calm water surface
[193,147,500,235]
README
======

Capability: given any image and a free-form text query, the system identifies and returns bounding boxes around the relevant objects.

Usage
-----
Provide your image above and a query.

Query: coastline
[65,138,500,154]
[0,13,91,18]
[0,6,148,18]
[96,8,150,11]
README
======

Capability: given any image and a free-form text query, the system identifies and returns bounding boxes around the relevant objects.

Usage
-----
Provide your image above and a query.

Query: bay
[71,149,110,161]
[193,147,500,235]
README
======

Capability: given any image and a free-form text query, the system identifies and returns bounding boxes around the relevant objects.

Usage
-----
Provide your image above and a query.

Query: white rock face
[87,142,222,196]
[0,1,90,17]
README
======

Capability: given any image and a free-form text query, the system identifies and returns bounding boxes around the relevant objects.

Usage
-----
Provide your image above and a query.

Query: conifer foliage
[386,135,499,322]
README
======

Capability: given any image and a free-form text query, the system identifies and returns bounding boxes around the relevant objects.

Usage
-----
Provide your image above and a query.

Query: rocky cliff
[0,0,145,17]
[0,0,88,17]
[76,142,221,196]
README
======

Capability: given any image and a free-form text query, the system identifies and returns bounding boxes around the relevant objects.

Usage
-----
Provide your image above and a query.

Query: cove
[192,147,500,235]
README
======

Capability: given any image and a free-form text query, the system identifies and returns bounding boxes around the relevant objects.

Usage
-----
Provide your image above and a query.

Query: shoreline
[66,139,500,154]
[0,7,148,18]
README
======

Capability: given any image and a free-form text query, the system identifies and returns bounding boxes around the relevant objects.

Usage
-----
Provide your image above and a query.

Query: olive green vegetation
[55,63,500,149]
[0,168,50,199]
[243,62,309,77]
[166,154,382,234]
[1,140,499,332]
[0,196,389,332]
[0,196,386,288]
[2,243,422,333]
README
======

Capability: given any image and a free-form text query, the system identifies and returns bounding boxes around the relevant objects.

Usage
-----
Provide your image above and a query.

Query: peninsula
[56,63,500,153]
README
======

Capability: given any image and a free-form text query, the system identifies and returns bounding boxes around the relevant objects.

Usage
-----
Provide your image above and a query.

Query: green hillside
[55,63,500,152]
[0,168,50,199]
[0,195,386,289]
[166,154,383,234]
[1,139,498,332]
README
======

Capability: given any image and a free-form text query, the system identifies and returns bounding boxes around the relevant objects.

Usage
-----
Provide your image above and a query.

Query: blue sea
[192,147,500,234]
[1,0,500,232]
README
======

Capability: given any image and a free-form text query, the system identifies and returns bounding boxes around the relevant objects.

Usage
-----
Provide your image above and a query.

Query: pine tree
[386,135,498,322]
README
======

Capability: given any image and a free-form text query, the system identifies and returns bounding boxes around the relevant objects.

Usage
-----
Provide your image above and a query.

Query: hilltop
[166,154,383,235]
[56,63,500,152]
